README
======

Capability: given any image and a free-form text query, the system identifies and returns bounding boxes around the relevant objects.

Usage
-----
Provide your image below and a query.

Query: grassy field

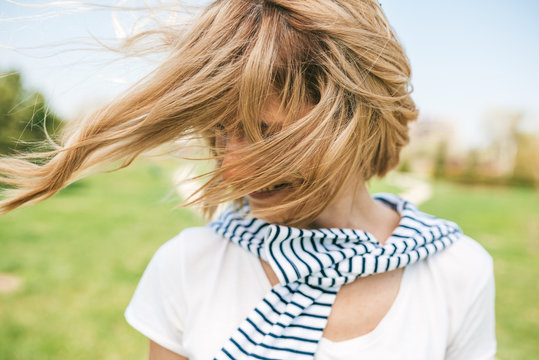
[0,161,537,359]
[420,180,539,360]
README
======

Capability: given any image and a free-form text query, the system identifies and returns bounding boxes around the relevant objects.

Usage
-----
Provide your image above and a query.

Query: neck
[307,182,401,245]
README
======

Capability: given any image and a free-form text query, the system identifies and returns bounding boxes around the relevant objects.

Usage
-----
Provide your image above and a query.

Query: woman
[0,0,496,359]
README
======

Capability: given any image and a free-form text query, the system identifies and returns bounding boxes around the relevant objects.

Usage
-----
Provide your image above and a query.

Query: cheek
[221,153,244,181]
[219,135,251,182]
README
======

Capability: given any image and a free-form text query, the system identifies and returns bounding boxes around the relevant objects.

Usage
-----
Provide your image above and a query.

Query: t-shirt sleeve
[445,237,497,360]
[124,233,187,356]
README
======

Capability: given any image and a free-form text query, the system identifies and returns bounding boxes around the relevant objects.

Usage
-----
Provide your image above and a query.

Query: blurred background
[0,0,538,359]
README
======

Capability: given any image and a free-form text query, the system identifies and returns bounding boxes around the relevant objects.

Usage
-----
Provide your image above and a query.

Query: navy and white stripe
[210,193,462,360]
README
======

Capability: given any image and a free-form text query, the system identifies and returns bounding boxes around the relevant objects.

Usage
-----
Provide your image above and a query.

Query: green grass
[0,163,537,359]
[0,160,203,360]
[419,181,539,360]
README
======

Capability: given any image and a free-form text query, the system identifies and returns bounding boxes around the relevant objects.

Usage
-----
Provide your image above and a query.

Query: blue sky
[1,0,538,148]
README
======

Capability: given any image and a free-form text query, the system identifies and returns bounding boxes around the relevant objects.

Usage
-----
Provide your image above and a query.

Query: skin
[148,100,404,359]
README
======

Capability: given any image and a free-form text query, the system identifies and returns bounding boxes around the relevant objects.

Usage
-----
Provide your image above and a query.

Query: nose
[221,133,248,182]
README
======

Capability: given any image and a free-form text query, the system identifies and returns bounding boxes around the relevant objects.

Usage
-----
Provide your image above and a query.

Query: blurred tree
[0,70,63,155]
[511,133,539,187]
[397,157,411,173]
[433,140,447,179]
[481,109,521,177]
[464,149,480,182]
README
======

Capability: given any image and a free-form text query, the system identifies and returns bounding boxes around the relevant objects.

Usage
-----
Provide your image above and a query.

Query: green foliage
[397,157,411,173]
[0,70,64,155]
[511,133,539,187]
[433,141,447,179]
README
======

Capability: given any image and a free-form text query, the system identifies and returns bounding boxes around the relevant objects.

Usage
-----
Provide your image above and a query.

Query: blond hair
[0,0,418,226]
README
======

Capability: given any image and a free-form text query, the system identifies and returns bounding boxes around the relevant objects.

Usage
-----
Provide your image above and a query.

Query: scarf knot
[210,193,462,360]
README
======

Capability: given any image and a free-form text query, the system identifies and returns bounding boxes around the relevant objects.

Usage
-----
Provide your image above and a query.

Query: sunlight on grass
[420,181,539,360]
[0,160,202,360]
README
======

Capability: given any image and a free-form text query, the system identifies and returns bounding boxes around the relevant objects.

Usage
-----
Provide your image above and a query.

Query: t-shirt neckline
[251,247,412,348]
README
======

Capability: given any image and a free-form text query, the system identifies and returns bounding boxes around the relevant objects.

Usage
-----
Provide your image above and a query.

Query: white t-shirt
[125,226,496,360]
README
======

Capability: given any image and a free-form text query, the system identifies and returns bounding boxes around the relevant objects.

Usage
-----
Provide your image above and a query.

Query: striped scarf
[210,193,462,360]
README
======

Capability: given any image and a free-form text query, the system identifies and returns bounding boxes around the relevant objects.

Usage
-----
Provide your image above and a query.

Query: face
[218,98,303,222]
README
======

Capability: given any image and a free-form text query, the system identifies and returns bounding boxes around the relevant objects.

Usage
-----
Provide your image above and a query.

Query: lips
[254,183,290,193]
[249,183,292,199]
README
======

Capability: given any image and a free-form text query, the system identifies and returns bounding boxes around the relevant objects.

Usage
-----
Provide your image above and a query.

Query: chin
[246,187,312,227]
[248,200,289,225]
